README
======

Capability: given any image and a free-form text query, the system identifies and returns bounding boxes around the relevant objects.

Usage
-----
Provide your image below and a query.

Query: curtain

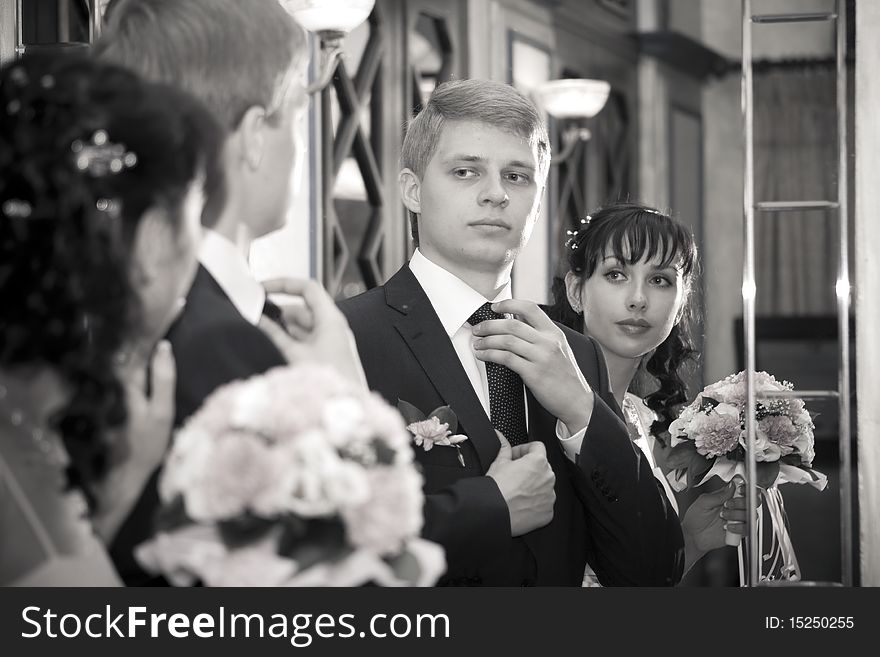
[753,66,839,316]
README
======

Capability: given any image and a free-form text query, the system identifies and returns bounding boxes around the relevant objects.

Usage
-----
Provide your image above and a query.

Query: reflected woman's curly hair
[0,52,223,506]
[546,202,700,445]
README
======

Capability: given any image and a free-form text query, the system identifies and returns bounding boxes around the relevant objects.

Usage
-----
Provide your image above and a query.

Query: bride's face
[569,250,687,364]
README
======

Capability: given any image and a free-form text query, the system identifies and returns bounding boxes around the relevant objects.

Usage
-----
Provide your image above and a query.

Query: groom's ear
[237,105,269,171]
[399,168,422,214]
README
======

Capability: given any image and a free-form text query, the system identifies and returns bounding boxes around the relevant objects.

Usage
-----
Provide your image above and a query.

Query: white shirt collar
[198,229,266,326]
[408,249,512,338]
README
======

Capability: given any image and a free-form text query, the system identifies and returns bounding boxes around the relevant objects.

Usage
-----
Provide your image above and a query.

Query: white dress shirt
[409,249,515,419]
[409,249,587,446]
[198,229,266,326]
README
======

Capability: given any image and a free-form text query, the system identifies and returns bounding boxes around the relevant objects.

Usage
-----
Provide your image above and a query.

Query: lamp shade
[533,79,611,119]
[283,0,375,35]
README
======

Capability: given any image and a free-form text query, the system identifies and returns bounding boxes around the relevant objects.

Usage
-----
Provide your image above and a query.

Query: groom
[339,79,684,586]
[95,0,364,584]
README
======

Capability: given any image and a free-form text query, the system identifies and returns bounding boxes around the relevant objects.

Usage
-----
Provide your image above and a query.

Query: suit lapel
[194,264,227,299]
[385,267,500,472]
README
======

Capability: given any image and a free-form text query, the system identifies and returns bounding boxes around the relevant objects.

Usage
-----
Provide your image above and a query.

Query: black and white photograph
[0,0,877,649]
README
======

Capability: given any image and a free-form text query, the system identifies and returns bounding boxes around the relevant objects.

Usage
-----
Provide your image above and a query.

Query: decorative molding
[637,30,731,80]
[552,4,638,64]
[321,7,388,296]
[596,0,632,20]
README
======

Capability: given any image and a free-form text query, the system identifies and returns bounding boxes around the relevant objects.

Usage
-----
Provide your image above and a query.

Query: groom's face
[402,119,544,276]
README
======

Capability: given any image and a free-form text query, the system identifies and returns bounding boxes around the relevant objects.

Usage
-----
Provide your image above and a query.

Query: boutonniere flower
[397,400,468,467]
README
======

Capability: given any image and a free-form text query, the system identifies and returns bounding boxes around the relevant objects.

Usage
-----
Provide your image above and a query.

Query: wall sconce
[282,0,376,94]
[533,79,611,164]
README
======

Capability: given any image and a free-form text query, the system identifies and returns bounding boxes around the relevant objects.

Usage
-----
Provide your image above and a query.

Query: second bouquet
[135,364,445,587]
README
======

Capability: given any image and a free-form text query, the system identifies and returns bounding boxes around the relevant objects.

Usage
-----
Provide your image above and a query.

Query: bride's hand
[681,482,748,571]
[121,340,176,471]
[93,341,176,541]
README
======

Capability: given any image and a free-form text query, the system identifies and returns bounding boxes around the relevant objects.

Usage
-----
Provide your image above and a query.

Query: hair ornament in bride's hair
[1,199,32,219]
[565,215,592,272]
[71,129,138,177]
[95,197,121,219]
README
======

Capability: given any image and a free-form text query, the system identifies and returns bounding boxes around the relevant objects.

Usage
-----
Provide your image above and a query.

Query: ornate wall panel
[321,0,466,296]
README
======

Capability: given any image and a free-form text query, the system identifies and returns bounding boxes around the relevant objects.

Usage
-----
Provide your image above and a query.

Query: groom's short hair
[399,79,551,246]
[94,0,307,131]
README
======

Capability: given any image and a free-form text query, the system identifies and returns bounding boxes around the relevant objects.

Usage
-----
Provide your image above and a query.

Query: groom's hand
[472,299,594,434]
[487,432,556,536]
[258,278,367,390]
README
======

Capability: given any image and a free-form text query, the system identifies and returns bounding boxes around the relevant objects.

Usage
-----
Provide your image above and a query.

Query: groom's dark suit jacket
[339,265,684,586]
[109,265,287,585]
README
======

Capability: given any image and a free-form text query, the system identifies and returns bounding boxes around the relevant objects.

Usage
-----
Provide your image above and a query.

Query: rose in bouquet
[135,364,445,587]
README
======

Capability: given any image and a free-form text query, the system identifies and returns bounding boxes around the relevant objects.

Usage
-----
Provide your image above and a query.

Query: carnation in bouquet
[665,371,827,581]
[135,364,445,587]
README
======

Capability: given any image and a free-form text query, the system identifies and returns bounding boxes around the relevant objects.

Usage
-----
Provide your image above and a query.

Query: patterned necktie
[467,302,528,446]
[262,298,286,329]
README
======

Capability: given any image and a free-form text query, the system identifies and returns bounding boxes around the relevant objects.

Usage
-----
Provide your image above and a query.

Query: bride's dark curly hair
[547,202,700,445]
[0,52,223,506]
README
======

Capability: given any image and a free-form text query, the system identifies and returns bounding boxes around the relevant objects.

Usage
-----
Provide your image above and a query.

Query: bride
[546,202,749,585]
[0,52,223,586]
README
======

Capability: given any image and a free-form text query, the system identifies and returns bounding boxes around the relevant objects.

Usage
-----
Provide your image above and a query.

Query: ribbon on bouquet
[763,485,801,580]
[736,485,800,586]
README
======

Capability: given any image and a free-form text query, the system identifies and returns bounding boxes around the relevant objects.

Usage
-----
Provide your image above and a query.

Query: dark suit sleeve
[566,332,685,586]
[169,318,286,425]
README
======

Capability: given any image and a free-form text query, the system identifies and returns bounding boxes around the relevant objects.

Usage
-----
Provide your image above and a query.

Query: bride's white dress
[1,420,120,587]
[583,392,679,587]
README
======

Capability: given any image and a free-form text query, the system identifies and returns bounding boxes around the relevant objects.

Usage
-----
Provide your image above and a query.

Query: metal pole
[15,0,24,57]
[835,0,853,587]
[741,0,760,588]
[89,0,102,43]
[58,0,70,42]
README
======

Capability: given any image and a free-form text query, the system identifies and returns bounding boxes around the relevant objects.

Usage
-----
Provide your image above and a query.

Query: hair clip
[95,198,121,219]
[71,130,138,177]
[1,199,32,219]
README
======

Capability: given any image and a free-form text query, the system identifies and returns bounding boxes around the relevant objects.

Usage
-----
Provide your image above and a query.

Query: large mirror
[12,0,108,57]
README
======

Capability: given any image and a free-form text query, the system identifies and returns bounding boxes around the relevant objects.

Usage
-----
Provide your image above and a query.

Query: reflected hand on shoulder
[258,277,367,389]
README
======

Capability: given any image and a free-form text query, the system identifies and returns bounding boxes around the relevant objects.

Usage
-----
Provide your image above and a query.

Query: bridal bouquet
[666,371,827,493]
[135,364,445,587]
[666,371,826,582]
